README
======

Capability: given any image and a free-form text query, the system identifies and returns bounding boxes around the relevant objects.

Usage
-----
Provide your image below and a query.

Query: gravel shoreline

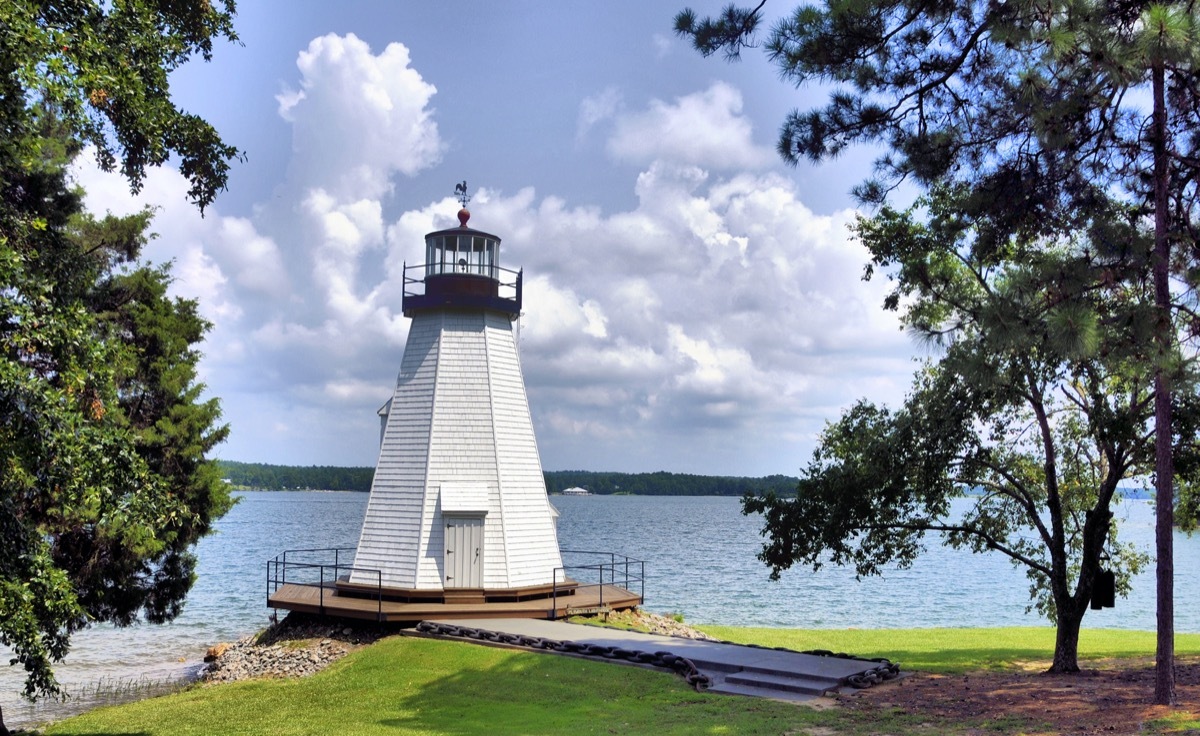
[200,610,714,683]
[199,615,389,683]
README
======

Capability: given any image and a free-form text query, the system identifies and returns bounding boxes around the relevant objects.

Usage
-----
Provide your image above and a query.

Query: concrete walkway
[416,618,895,702]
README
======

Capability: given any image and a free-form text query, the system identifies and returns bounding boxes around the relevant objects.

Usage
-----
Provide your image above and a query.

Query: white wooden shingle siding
[351,309,563,590]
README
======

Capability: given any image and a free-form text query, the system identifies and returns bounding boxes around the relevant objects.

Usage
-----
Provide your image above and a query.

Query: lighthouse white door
[444,516,484,588]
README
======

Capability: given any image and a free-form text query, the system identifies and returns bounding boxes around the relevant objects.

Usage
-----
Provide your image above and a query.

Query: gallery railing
[552,549,645,615]
[266,546,385,622]
[400,262,522,315]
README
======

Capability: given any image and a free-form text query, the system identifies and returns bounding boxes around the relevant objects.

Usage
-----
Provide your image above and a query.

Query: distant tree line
[217,462,798,496]
[218,461,375,492]
[543,471,798,497]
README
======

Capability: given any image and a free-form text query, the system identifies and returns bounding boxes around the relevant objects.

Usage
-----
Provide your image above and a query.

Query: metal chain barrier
[414,621,903,691]
[414,621,712,690]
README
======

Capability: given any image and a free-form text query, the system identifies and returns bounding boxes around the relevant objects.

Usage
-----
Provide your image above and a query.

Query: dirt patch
[840,656,1200,734]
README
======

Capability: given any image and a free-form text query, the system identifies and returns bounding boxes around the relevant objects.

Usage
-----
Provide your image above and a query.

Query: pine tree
[677,0,1200,699]
[745,186,1199,672]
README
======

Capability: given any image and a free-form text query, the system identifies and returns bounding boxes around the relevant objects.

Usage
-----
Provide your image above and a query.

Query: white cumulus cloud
[607,83,774,170]
[277,33,443,200]
[72,30,918,476]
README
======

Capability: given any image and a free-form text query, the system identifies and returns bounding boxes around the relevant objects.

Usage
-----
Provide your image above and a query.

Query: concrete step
[682,658,741,674]
[722,670,840,697]
[705,681,822,702]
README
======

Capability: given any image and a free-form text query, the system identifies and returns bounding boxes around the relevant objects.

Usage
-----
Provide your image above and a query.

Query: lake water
[3,491,1199,728]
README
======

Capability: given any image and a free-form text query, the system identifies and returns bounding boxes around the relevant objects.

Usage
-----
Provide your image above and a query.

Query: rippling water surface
[3,491,1198,728]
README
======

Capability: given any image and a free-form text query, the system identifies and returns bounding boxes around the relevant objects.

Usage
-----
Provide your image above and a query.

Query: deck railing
[269,546,643,621]
[552,549,645,615]
[266,547,385,621]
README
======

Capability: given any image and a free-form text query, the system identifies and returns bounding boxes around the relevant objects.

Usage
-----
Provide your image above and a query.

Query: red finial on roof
[454,180,471,226]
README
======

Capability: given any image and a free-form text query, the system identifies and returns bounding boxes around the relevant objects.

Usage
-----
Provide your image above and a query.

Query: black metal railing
[266,547,385,621]
[552,549,645,615]
[401,262,522,315]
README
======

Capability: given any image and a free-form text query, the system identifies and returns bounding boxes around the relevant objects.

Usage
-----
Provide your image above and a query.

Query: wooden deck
[268,582,642,622]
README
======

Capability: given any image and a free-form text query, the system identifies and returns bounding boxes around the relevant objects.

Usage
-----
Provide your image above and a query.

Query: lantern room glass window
[425,234,497,278]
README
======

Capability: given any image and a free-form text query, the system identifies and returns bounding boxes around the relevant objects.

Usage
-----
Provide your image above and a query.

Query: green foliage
[742,187,1200,672]
[678,0,1200,682]
[1,2,238,718]
[1,140,231,705]
[674,1,1200,221]
[0,0,241,210]
[1177,478,1200,532]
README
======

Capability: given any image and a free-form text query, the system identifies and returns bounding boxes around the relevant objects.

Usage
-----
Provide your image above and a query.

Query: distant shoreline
[219,462,802,496]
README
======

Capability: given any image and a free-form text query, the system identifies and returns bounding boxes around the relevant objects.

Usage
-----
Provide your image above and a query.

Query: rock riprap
[201,636,350,682]
[201,615,388,683]
[201,609,712,684]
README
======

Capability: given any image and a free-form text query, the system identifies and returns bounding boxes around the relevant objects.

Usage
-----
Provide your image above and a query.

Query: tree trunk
[1151,60,1178,707]
[1050,603,1084,673]
[0,702,8,736]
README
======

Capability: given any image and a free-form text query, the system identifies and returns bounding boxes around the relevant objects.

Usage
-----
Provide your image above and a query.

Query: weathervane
[454,180,470,207]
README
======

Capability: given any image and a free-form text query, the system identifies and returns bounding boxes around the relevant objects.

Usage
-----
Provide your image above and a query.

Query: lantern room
[424,219,498,279]
[402,206,522,317]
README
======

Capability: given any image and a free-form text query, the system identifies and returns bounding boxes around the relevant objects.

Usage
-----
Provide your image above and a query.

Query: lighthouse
[348,184,564,602]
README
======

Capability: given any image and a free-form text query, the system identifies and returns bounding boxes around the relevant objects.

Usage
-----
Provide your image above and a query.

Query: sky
[73,2,921,477]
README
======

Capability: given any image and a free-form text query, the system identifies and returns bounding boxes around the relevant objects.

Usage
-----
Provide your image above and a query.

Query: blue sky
[75,2,917,476]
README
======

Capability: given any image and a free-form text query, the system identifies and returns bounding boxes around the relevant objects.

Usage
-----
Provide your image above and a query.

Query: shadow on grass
[373,639,818,736]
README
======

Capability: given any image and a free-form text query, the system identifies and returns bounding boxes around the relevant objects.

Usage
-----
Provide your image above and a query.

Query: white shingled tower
[349,187,563,602]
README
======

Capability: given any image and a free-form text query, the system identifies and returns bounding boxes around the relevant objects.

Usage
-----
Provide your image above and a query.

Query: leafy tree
[676,0,1200,700]
[746,187,1199,672]
[1,2,239,730]
[0,0,241,211]
[1,133,232,732]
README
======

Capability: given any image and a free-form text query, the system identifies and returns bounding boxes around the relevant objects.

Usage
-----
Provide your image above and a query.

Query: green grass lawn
[696,625,1200,674]
[32,627,1200,736]
[39,636,830,736]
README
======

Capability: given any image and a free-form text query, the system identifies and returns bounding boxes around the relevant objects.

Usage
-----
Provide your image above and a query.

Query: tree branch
[864,521,1053,576]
